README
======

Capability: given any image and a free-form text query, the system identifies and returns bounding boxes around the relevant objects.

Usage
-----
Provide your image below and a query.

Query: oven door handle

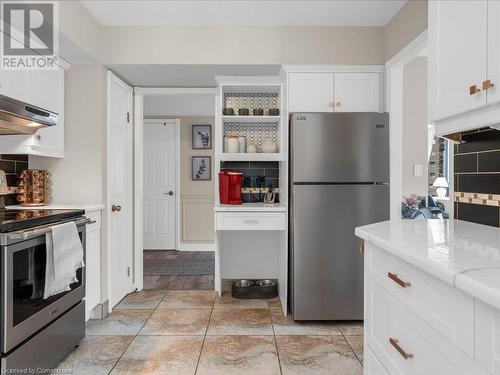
[6,218,95,240]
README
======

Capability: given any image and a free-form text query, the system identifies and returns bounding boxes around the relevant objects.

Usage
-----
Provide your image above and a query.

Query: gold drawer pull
[388,272,411,288]
[483,79,495,90]
[359,244,365,253]
[469,84,481,95]
[389,338,413,360]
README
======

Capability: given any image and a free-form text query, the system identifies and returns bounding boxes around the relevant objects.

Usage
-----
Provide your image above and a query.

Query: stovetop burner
[0,209,85,232]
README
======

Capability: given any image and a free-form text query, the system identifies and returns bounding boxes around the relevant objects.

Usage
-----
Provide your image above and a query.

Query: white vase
[247,144,257,153]
[226,137,240,153]
[261,141,278,153]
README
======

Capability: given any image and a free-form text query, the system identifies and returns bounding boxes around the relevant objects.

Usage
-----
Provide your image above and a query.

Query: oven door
[1,223,86,353]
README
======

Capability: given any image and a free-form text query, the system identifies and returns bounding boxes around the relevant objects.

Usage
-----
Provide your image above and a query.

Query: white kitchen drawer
[215,212,286,231]
[84,210,101,233]
[475,300,500,375]
[367,244,474,356]
[367,277,465,375]
[365,346,390,375]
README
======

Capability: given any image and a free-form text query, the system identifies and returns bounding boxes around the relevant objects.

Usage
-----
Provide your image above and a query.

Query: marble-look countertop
[214,203,287,212]
[356,219,500,310]
[7,204,105,212]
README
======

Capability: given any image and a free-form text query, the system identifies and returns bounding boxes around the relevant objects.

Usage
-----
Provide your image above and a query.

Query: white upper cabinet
[334,73,380,112]
[487,0,500,105]
[429,1,488,122]
[288,72,334,113]
[0,69,29,103]
[287,71,381,113]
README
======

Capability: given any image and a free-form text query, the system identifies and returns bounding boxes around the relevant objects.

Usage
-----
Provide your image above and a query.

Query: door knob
[111,204,122,212]
[165,191,174,196]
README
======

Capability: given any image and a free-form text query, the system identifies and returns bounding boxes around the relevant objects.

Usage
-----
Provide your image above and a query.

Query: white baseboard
[178,243,215,252]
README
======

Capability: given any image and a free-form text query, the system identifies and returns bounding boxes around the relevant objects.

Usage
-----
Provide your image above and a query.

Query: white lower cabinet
[365,243,494,375]
[84,210,102,321]
[365,346,389,375]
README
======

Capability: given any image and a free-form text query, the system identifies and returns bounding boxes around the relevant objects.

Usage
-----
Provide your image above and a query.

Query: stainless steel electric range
[0,209,89,371]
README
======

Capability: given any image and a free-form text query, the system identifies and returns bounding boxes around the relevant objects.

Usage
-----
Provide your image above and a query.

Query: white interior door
[143,121,177,250]
[107,72,134,308]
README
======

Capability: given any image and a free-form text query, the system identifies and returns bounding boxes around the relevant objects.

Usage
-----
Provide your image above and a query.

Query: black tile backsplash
[221,161,280,203]
[478,150,500,172]
[454,153,477,173]
[454,128,500,227]
[455,202,499,227]
[0,154,28,206]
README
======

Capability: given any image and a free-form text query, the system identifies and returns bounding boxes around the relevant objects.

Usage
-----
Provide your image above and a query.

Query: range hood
[0,94,57,135]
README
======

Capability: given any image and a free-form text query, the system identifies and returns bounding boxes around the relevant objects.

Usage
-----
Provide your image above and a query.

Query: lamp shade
[432,177,449,188]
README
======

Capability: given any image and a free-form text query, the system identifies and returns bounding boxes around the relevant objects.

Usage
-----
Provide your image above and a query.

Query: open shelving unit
[213,76,289,315]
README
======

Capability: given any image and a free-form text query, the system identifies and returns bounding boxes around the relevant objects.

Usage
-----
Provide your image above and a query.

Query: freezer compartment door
[291,112,389,183]
[291,184,389,320]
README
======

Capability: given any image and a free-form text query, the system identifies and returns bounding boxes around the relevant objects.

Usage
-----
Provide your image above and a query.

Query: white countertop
[7,204,105,212]
[214,203,287,212]
[356,219,500,308]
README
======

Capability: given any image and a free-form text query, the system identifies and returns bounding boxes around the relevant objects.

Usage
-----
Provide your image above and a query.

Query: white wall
[101,26,386,65]
[385,0,428,60]
[402,57,428,198]
[144,95,215,116]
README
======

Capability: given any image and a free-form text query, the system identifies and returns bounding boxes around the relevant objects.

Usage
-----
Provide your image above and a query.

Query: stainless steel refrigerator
[290,112,390,321]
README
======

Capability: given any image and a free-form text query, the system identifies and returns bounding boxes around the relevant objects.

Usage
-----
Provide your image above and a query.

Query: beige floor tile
[338,321,364,335]
[139,309,210,336]
[197,335,280,375]
[213,293,269,310]
[277,335,363,375]
[54,336,133,375]
[271,308,341,336]
[110,335,203,375]
[267,297,282,310]
[208,309,273,336]
[114,290,167,310]
[85,310,152,336]
[345,335,364,364]
[158,290,215,310]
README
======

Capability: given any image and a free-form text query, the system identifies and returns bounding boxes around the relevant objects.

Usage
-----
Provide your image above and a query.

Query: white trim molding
[385,30,428,221]
[135,87,217,96]
[178,243,216,252]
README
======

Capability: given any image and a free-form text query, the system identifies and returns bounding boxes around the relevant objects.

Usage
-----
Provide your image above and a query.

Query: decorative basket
[17,169,51,206]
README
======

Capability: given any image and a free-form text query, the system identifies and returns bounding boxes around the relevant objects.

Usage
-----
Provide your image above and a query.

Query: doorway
[137,91,217,291]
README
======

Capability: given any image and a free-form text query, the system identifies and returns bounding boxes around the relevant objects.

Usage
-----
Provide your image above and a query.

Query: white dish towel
[44,221,85,299]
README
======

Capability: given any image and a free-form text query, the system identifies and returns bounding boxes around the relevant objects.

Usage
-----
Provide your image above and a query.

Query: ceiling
[82,0,406,27]
[107,64,281,87]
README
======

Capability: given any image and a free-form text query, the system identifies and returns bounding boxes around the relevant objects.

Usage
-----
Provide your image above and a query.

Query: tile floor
[56,290,364,374]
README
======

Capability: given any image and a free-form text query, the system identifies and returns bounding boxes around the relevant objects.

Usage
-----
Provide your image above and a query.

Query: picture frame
[192,156,211,181]
[192,124,212,149]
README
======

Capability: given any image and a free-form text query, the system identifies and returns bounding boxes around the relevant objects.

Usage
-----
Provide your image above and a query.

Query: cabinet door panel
[429,0,487,121]
[334,73,380,112]
[288,72,334,112]
[487,0,500,105]
[0,70,29,102]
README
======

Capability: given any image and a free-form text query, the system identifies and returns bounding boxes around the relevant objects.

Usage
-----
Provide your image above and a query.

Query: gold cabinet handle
[389,338,413,360]
[336,101,341,107]
[388,272,411,288]
[328,102,335,107]
[483,79,495,90]
[469,84,481,95]
[111,204,122,212]
[359,244,365,253]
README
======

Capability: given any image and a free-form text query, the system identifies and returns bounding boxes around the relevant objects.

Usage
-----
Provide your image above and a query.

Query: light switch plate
[414,164,423,177]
